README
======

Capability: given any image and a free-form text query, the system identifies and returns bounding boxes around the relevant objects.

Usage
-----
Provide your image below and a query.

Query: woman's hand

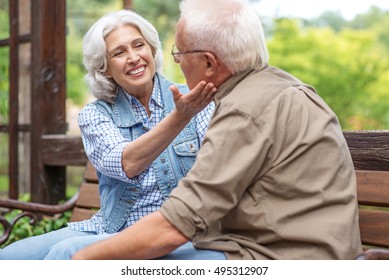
[121,81,216,178]
[170,81,217,120]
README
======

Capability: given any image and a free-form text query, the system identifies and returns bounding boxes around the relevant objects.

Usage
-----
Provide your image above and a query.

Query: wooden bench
[0,161,99,245]
[1,130,389,260]
[344,130,389,260]
[68,161,100,222]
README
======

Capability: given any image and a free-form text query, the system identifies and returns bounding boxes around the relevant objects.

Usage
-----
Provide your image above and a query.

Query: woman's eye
[135,42,145,48]
[113,51,125,57]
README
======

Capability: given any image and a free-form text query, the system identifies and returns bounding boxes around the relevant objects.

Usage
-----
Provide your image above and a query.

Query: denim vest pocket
[173,138,199,174]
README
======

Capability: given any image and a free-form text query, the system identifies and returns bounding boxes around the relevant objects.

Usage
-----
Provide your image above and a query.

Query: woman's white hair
[82,9,163,102]
[179,0,269,74]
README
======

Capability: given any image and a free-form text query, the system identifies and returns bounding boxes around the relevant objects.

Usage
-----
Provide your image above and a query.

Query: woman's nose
[127,50,140,63]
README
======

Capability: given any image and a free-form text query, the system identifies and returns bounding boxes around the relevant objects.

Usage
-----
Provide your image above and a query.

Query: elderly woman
[0,9,215,260]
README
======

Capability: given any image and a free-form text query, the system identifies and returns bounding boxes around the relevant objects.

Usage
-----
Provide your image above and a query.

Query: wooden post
[19,0,32,195]
[30,0,67,203]
[123,0,133,9]
[8,0,19,199]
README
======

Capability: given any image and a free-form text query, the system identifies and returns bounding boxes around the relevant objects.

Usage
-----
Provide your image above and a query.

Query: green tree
[0,5,9,122]
[133,0,180,45]
[132,0,186,83]
[267,18,389,129]
[348,6,388,30]
[305,11,347,32]
[66,0,120,107]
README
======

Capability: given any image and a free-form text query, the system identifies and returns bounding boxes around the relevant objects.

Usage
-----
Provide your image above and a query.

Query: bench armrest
[0,194,79,215]
[0,193,79,246]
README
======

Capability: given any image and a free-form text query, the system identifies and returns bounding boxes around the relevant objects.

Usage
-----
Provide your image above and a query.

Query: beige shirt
[160,66,362,259]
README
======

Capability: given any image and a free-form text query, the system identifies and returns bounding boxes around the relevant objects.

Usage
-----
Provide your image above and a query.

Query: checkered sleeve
[78,103,145,183]
[195,101,215,144]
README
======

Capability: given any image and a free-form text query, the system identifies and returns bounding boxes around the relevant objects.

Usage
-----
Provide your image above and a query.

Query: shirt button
[161,158,165,163]
[190,144,196,153]
[163,170,168,175]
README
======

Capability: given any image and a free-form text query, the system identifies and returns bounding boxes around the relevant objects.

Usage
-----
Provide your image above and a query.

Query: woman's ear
[105,70,112,78]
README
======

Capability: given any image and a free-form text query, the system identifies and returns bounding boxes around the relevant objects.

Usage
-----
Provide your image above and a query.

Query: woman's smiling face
[105,24,155,99]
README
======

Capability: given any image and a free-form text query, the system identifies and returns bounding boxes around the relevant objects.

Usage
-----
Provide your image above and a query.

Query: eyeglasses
[171,44,207,62]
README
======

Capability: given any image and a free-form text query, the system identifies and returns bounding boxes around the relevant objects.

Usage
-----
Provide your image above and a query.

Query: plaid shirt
[69,77,214,233]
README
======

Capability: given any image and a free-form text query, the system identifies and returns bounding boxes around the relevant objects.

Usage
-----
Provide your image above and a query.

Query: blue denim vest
[93,75,199,233]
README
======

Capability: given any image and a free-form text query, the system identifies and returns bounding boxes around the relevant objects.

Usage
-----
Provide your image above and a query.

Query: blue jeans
[0,227,226,260]
[156,242,226,260]
[0,227,109,260]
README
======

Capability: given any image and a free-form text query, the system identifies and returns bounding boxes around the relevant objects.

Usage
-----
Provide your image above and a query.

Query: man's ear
[204,52,218,77]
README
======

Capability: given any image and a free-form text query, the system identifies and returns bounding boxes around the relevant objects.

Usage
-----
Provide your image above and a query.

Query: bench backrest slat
[343,130,389,171]
[359,209,389,248]
[75,183,100,209]
[356,170,389,207]
[70,161,99,222]
[345,130,389,250]
[70,207,99,223]
[83,161,99,183]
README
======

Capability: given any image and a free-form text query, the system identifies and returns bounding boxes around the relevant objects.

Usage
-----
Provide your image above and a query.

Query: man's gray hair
[179,0,269,74]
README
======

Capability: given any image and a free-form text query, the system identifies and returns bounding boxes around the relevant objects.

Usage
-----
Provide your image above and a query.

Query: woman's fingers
[170,81,217,117]
[184,81,216,103]
[169,85,182,102]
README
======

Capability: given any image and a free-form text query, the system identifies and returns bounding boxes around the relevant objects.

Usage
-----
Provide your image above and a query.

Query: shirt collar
[151,74,163,109]
[213,69,255,105]
[214,66,268,105]
[122,74,163,109]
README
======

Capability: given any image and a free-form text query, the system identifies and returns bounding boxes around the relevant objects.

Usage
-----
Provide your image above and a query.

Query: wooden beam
[0,34,31,47]
[41,135,87,166]
[0,124,31,132]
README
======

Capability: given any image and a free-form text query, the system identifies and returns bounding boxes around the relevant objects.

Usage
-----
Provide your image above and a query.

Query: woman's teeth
[129,67,145,75]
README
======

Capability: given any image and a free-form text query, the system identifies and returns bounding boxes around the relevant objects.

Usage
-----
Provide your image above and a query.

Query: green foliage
[161,36,186,84]
[0,134,8,176]
[66,0,121,106]
[133,0,180,44]
[66,166,84,197]
[0,133,7,198]
[0,209,71,248]
[348,6,388,30]
[67,0,120,37]
[66,20,88,106]
[0,5,8,37]
[0,175,8,194]
[267,18,389,129]
[0,7,9,121]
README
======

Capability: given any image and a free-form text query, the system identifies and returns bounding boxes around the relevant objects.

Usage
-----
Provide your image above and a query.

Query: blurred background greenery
[2,0,388,131]
[65,0,389,131]
[0,0,388,195]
